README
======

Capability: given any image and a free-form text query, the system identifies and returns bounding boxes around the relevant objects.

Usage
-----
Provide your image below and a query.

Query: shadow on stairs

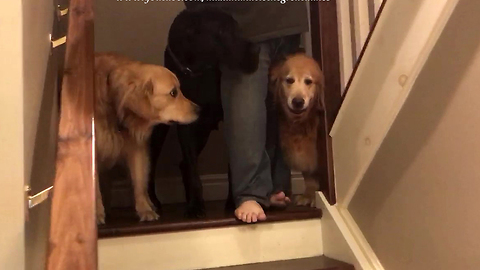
[207,256,354,270]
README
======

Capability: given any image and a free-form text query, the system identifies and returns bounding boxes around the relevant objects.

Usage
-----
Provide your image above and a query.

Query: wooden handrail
[46,0,96,269]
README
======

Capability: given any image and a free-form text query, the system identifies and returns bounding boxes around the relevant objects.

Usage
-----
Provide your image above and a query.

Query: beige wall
[0,0,58,269]
[349,1,480,269]
[23,0,58,269]
[95,0,229,187]
[0,2,26,269]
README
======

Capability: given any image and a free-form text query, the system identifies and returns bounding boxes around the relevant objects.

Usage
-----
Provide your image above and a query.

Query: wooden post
[46,0,96,269]
[310,0,343,205]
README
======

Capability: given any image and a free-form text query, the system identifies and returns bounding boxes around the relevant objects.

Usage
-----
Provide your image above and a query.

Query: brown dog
[94,52,199,223]
[269,53,325,207]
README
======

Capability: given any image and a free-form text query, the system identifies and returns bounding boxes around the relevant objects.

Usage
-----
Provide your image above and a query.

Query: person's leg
[266,84,291,207]
[221,42,272,223]
[266,34,302,205]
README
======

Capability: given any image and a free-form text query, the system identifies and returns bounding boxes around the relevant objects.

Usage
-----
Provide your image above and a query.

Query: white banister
[336,0,354,92]
[373,0,384,15]
[331,0,460,206]
[352,0,370,58]
[336,0,385,93]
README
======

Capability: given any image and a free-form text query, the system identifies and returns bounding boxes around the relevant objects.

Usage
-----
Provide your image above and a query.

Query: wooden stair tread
[98,200,321,238]
[207,256,354,270]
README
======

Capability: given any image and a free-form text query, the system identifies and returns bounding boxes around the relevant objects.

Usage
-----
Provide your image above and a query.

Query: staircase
[98,0,467,269]
[96,1,387,269]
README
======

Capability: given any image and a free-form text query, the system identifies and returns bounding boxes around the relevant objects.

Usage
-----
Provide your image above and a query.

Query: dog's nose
[292,97,305,110]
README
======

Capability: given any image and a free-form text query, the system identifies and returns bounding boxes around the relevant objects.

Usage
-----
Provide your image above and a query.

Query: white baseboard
[157,172,306,204]
[317,192,384,270]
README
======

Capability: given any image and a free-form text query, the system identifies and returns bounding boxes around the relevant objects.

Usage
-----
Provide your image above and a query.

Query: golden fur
[270,53,325,207]
[94,52,198,223]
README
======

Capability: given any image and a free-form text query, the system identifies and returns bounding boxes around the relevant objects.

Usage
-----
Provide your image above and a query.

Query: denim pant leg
[266,34,302,197]
[221,42,272,208]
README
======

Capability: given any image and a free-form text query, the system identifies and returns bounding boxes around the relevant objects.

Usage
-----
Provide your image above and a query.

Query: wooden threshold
[98,200,321,238]
[207,256,354,270]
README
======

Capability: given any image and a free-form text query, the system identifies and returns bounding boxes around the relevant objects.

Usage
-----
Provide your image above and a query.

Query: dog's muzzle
[289,97,307,114]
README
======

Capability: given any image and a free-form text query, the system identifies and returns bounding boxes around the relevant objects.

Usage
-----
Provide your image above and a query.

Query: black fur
[148,7,259,218]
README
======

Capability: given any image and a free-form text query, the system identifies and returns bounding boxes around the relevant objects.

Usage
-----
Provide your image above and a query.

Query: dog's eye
[286,78,295,84]
[304,79,313,85]
[170,88,178,98]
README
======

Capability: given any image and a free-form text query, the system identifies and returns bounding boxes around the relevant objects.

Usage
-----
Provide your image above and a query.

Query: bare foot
[270,191,291,208]
[235,200,267,223]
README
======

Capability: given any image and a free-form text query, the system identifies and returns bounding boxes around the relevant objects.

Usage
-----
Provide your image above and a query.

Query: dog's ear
[268,60,288,108]
[316,76,326,111]
[269,59,285,90]
[143,79,154,96]
[108,67,142,119]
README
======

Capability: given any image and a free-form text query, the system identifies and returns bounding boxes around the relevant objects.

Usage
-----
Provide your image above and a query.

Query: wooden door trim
[310,0,342,204]
[310,0,343,131]
[46,0,97,269]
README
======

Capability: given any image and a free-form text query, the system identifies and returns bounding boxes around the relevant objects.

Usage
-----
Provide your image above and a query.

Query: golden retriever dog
[269,53,325,207]
[94,52,199,224]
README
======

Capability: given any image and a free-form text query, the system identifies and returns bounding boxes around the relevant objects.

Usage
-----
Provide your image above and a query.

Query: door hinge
[25,185,53,209]
[57,6,69,18]
[50,35,67,49]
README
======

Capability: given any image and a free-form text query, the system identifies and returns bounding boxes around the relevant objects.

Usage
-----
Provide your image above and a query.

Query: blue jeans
[221,35,301,207]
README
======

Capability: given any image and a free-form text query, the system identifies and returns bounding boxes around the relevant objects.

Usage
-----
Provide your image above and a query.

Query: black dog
[148,7,259,218]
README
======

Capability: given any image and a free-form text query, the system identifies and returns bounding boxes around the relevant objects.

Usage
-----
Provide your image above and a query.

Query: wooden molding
[318,192,385,270]
[310,0,342,205]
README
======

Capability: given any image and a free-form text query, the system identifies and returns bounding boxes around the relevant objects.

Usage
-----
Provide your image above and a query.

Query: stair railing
[46,0,97,269]
[338,0,387,94]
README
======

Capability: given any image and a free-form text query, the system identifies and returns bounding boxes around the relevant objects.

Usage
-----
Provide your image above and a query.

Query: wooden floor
[98,200,321,238]
[207,256,354,270]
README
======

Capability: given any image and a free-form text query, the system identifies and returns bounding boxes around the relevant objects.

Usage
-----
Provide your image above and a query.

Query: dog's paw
[96,203,106,225]
[185,204,206,219]
[294,194,316,207]
[96,212,106,225]
[138,210,160,222]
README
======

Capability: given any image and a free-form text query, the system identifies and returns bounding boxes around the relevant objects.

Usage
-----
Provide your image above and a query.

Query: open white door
[23,1,59,269]
[0,0,94,269]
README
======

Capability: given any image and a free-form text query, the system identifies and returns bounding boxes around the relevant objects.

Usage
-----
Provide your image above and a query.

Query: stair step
[208,256,354,270]
[98,200,321,238]
[99,218,323,270]
[98,201,324,270]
